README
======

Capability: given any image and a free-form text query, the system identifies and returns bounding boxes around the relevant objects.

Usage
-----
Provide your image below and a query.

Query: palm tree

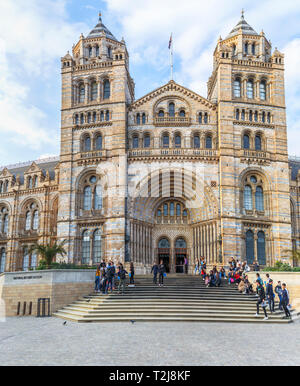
[283,249,300,267]
[29,240,67,269]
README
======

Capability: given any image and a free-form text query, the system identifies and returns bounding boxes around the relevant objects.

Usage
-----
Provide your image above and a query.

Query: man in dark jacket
[151,262,159,284]
[106,262,115,293]
[255,281,268,320]
[275,281,283,310]
[158,261,166,287]
[266,279,275,313]
[281,283,291,319]
[117,265,128,295]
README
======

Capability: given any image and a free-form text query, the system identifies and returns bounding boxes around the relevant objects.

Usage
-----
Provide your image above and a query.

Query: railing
[154,117,191,127]
[79,150,107,160]
[129,148,218,159]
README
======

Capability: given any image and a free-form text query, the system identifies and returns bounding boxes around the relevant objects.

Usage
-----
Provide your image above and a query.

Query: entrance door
[175,238,187,274]
[158,238,170,273]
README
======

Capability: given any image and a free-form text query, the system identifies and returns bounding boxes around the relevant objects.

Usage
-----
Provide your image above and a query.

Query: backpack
[119,270,126,280]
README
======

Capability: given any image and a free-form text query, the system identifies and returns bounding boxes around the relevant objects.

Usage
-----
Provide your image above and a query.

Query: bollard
[37,298,51,317]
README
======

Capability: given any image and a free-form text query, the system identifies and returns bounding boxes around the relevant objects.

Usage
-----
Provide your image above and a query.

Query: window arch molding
[93,131,104,151]
[80,132,92,152]
[153,96,192,120]
[161,131,171,148]
[0,204,10,235]
[76,170,106,216]
[241,130,253,150]
[20,200,41,233]
[240,169,270,215]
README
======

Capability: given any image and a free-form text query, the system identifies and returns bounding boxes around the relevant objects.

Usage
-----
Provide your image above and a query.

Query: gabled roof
[87,14,118,42]
[226,11,258,39]
[130,80,216,110]
[0,157,59,185]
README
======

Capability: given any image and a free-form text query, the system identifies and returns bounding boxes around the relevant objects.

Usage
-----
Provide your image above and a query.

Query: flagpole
[169,33,173,81]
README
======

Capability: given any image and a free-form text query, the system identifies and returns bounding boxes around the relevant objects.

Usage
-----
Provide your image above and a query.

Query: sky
[0,0,300,166]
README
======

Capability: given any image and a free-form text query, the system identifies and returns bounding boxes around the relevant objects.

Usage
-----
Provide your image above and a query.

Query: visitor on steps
[129,262,135,285]
[253,261,260,272]
[101,270,108,295]
[118,265,128,295]
[266,279,275,313]
[158,261,166,287]
[255,273,263,295]
[243,275,253,294]
[151,262,159,284]
[219,266,226,279]
[106,262,115,293]
[95,266,101,293]
[255,280,268,320]
[281,283,292,319]
[194,259,200,275]
[275,281,283,310]
[238,278,245,293]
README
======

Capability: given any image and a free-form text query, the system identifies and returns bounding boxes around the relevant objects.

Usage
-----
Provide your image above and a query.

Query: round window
[250,176,257,184]
[90,176,97,184]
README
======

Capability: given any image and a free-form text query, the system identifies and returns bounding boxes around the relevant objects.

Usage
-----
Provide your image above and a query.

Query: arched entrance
[175,238,187,273]
[158,238,170,273]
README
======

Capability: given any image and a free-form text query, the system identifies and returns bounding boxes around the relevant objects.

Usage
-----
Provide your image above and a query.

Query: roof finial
[241,8,245,19]
[99,11,102,22]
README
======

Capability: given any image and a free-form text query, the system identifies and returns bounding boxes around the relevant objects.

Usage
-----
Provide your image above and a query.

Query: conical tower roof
[226,10,258,39]
[87,13,118,41]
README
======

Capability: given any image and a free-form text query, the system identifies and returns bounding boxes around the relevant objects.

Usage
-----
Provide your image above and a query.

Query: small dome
[226,11,258,39]
[87,14,118,41]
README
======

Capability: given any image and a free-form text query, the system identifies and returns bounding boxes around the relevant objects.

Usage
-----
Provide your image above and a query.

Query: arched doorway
[175,238,187,273]
[158,238,170,273]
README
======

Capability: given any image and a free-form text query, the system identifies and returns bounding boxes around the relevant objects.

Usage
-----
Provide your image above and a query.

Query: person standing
[118,264,128,295]
[275,281,283,310]
[255,280,268,320]
[194,259,200,275]
[281,283,291,319]
[158,261,166,287]
[106,262,115,293]
[266,279,275,313]
[95,266,101,293]
[151,262,159,284]
[129,262,135,285]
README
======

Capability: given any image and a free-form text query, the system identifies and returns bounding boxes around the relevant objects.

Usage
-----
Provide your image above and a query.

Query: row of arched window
[157,201,188,219]
[155,108,209,124]
[243,133,263,151]
[86,45,113,59]
[82,229,102,265]
[76,79,110,104]
[234,78,267,100]
[74,110,111,125]
[136,113,147,125]
[131,132,214,150]
[81,133,103,153]
[26,175,39,189]
[236,109,271,124]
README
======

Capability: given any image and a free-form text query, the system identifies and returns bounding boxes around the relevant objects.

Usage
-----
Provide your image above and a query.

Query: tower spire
[241,8,245,19]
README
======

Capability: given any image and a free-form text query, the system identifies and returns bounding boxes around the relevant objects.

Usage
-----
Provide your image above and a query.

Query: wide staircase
[53,275,294,323]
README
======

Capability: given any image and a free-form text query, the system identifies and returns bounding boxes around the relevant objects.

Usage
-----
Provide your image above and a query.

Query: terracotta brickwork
[0,13,299,274]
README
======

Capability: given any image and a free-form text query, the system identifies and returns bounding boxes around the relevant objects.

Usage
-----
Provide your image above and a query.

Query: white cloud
[0,0,87,164]
[104,0,300,155]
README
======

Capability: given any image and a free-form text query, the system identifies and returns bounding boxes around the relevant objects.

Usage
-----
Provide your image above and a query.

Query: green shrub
[37,260,96,270]
[263,261,299,272]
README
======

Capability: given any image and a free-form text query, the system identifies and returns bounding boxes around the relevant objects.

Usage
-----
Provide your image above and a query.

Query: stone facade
[0,13,299,274]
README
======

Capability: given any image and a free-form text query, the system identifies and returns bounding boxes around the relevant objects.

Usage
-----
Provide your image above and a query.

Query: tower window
[136,114,140,125]
[91,82,98,101]
[132,136,139,149]
[169,103,175,117]
[163,134,170,148]
[103,80,110,99]
[179,110,185,117]
[144,135,150,148]
[243,134,250,150]
[205,135,212,149]
[79,85,85,103]
[255,135,262,151]
[175,135,181,148]
[194,135,200,149]
[244,185,253,210]
[95,135,102,150]
[158,110,164,118]
[204,113,208,124]
[142,113,146,124]
[260,81,266,100]
[199,112,203,124]
[247,80,254,99]
[234,79,241,98]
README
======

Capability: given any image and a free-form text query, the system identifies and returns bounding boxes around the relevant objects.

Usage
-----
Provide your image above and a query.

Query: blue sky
[0,0,300,166]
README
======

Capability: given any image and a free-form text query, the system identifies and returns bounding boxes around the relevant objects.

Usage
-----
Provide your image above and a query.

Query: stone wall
[0,270,95,317]
[248,271,300,311]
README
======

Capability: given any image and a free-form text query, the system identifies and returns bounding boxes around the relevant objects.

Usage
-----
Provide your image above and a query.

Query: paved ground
[0,317,299,366]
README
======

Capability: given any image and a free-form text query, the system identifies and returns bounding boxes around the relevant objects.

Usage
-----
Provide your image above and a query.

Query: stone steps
[53,276,293,324]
